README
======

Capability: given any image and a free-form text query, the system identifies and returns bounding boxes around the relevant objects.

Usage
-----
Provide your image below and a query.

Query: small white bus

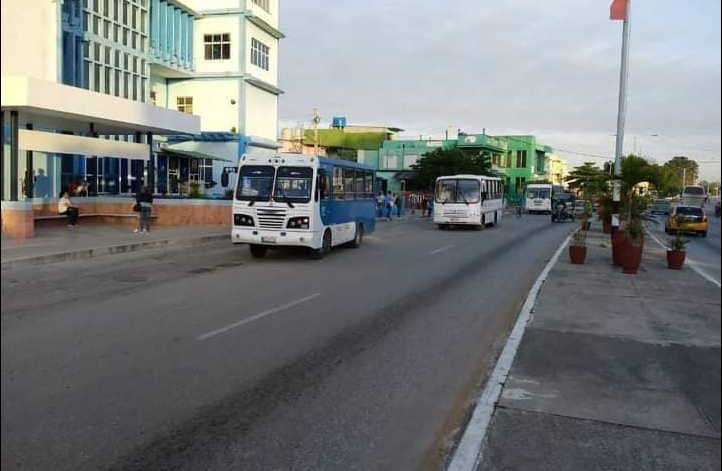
[433,175,505,229]
[681,185,707,208]
[526,183,553,214]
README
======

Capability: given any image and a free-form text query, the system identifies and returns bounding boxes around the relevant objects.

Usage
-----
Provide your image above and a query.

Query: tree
[664,156,699,187]
[650,165,681,197]
[565,162,608,198]
[621,154,654,191]
[411,148,492,190]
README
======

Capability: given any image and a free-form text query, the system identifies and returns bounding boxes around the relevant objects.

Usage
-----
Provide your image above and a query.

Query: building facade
[1,0,282,237]
[377,132,560,196]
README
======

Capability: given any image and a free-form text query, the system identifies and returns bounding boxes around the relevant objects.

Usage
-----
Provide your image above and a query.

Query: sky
[278,0,721,181]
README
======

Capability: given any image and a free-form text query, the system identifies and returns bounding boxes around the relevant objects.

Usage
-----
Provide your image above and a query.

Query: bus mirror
[221,170,229,188]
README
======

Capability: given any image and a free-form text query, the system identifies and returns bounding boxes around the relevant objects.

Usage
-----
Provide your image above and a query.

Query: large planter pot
[612,230,627,266]
[667,250,686,270]
[622,239,644,275]
[569,245,587,264]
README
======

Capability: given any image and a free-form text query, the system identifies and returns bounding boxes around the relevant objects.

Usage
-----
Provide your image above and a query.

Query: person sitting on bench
[58,191,79,228]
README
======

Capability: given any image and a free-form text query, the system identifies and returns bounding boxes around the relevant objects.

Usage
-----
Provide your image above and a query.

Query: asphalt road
[2,214,571,471]
[647,203,722,284]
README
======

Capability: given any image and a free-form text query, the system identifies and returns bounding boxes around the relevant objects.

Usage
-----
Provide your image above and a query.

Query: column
[24,123,34,198]
[10,111,19,201]
[146,132,155,194]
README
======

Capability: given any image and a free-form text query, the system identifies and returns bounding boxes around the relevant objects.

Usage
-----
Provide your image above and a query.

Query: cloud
[278,0,721,180]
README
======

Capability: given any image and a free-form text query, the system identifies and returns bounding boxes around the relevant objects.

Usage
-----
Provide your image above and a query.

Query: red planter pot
[569,245,587,264]
[622,241,644,274]
[612,230,627,266]
[667,250,686,270]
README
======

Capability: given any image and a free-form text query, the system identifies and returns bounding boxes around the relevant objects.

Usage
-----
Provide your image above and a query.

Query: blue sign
[332,117,347,129]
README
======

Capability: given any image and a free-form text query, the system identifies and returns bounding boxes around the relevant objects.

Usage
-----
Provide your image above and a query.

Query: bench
[34,213,157,224]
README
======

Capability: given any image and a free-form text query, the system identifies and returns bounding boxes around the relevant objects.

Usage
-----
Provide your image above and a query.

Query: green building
[378,133,553,196]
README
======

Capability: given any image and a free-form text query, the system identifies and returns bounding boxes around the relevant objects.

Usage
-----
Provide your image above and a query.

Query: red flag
[610,0,628,20]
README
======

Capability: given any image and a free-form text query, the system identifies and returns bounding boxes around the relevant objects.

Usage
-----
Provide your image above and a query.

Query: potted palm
[621,217,644,274]
[667,234,688,270]
[569,229,588,264]
[581,200,593,231]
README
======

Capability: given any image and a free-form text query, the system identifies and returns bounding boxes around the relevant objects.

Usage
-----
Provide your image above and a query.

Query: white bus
[228,153,377,259]
[681,185,707,208]
[526,183,553,214]
[433,175,505,229]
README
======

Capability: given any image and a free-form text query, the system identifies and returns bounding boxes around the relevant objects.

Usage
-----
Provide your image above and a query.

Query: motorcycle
[551,194,576,223]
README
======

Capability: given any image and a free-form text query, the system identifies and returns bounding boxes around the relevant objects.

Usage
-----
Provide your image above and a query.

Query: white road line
[430,244,455,255]
[447,235,571,471]
[645,228,721,288]
[197,293,321,341]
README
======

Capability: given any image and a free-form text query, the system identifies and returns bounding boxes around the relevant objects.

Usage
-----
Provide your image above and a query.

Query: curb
[1,233,230,270]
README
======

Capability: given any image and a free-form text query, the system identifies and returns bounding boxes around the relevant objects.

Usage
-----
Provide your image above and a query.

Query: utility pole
[312,109,321,157]
[611,0,631,228]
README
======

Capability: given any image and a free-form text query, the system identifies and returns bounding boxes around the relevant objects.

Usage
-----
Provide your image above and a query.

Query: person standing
[427,197,434,218]
[58,191,80,228]
[377,192,385,218]
[395,193,403,218]
[135,186,154,234]
[384,191,394,221]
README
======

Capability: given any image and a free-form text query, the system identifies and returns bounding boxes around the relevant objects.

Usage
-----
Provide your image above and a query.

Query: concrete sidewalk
[1,225,229,269]
[478,225,721,470]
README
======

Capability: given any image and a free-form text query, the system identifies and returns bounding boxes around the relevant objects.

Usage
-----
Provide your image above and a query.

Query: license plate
[449,218,462,222]
[261,236,277,243]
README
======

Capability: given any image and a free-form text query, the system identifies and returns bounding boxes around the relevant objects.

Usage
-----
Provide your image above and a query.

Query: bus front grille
[256,208,287,229]
[444,209,469,218]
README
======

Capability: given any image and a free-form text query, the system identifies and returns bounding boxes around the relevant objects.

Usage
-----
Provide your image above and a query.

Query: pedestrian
[134,185,154,234]
[427,198,434,218]
[58,190,80,228]
[384,191,394,221]
[377,192,385,217]
[395,193,403,218]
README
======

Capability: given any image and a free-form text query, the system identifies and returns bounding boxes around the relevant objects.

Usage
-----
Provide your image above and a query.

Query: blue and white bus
[231,153,376,259]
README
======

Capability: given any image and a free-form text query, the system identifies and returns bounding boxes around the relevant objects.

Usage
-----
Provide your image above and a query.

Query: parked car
[650,199,671,215]
[665,206,709,237]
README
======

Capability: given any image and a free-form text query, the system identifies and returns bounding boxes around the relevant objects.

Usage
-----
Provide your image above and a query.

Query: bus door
[317,168,331,225]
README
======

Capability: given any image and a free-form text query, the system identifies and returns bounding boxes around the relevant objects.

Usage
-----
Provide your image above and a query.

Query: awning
[394,171,418,180]
[160,148,233,162]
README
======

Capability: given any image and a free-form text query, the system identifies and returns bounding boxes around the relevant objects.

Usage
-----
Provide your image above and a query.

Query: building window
[252,0,270,12]
[177,96,193,114]
[204,34,231,60]
[516,150,527,169]
[251,38,270,71]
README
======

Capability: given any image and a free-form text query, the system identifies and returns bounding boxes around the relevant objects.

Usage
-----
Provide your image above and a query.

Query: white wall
[246,0,279,29]
[243,83,277,141]
[193,15,242,74]
[1,0,60,83]
[167,78,241,132]
[244,21,279,86]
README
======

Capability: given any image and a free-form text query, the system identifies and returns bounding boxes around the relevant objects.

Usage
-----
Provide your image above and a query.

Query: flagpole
[612,0,631,227]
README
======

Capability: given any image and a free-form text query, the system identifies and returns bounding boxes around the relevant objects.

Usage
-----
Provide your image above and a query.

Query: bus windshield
[528,188,551,199]
[237,165,275,201]
[683,186,705,196]
[273,167,313,203]
[436,179,481,204]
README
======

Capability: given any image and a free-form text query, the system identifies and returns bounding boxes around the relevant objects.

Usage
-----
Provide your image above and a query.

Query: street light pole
[612,0,631,228]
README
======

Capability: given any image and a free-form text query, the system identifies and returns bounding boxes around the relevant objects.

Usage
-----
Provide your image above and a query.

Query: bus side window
[317,169,329,201]
[354,170,365,198]
[365,171,374,198]
[333,167,345,200]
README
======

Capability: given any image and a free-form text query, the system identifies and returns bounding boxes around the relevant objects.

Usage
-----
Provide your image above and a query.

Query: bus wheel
[310,230,332,259]
[348,223,364,248]
[249,244,268,258]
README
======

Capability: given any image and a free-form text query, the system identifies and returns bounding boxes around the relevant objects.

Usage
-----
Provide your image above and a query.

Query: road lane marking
[429,244,454,255]
[197,293,321,341]
[447,234,571,471]
[646,229,721,288]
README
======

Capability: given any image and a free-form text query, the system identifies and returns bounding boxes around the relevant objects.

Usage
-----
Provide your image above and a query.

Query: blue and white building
[1,0,283,203]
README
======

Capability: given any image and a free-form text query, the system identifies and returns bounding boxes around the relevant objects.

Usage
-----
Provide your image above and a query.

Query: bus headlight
[287,217,310,229]
[234,214,255,227]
